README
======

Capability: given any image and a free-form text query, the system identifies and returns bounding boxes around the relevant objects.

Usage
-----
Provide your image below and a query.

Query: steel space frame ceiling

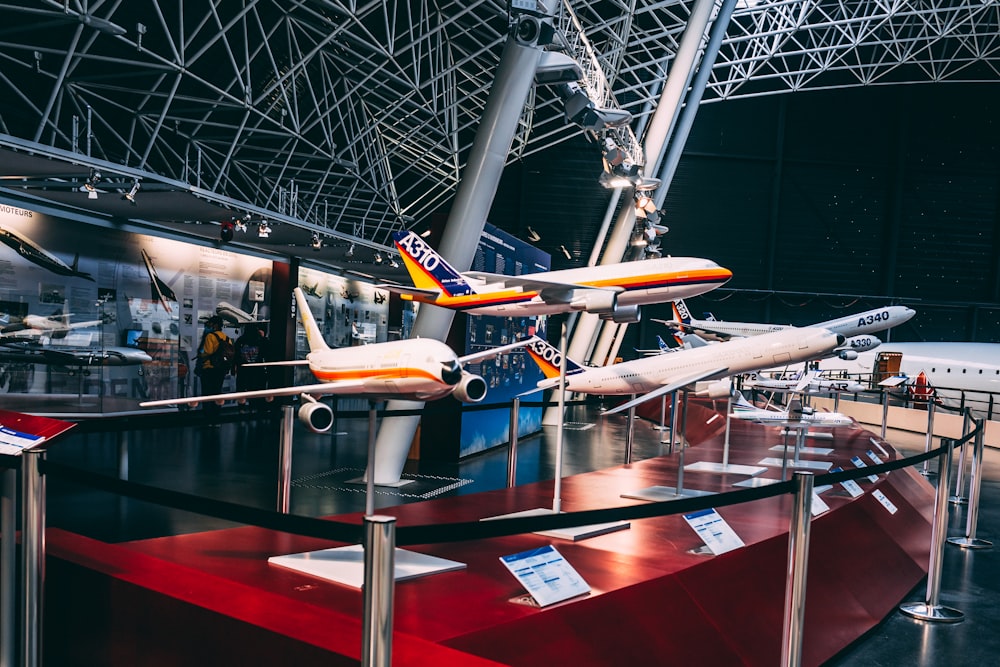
[0,0,997,271]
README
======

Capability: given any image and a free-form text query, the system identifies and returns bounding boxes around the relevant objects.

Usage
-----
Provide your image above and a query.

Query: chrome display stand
[948,421,993,551]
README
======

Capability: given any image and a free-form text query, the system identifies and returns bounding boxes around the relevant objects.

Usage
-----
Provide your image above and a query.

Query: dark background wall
[487,83,1000,349]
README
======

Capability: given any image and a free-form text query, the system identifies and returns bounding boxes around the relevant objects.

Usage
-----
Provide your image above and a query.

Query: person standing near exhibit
[234,325,269,412]
[196,315,232,418]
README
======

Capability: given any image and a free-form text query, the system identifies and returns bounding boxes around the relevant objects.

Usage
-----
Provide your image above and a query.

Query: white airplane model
[215,301,268,326]
[657,299,915,359]
[0,313,102,340]
[744,369,866,395]
[141,287,536,432]
[524,326,844,416]
[379,230,733,324]
[730,394,854,428]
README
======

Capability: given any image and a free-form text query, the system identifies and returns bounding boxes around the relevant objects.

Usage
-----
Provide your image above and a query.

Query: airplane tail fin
[656,335,670,352]
[672,299,692,325]
[525,337,586,380]
[392,230,476,297]
[294,287,330,353]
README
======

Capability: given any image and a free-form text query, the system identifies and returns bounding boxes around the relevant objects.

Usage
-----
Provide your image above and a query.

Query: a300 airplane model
[730,394,854,427]
[0,313,102,340]
[379,230,733,324]
[657,299,915,359]
[524,326,844,416]
[141,287,535,432]
[744,369,866,395]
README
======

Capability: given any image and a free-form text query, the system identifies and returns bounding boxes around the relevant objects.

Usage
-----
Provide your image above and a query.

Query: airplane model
[634,334,673,356]
[215,301,268,326]
[730,394,854,427]
[379,230,733,324]
[0,342,151,366]
[657,299,915,359]
[141,287,537,432]
[0,313,103,340]
[140,248,178,314]
[523,326,844,416]
[744,369,866,395]
[0,225,94,281]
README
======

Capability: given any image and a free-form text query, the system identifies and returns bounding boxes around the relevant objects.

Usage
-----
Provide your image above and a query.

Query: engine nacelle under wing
[836,349,859,361]
[299,400,334,433]
[597,303,641,324]
[569,289,617,313]
[452,372,488,403]
[694,379,734,399]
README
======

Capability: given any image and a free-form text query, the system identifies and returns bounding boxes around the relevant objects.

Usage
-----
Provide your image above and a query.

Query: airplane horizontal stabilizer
[602,366,729,416]
[376,283,441,298]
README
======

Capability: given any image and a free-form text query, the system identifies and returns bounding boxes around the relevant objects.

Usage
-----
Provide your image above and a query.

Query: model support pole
[950,415,972,505]
[656,394,668,432]
[899,439,964,622]
[781,471,814,667]
[721,396,733,467]
[277,404,295,513]
[880,392,889,440]
[1,466,15,667]
[366,401,378,518]
[667,392,679,450]
[675,391,689,495]
[552,323,568,514]
[506,397,520,488]
[948,420,993,550]
[624,400,636,465]
[362,515,396,667]
[921,400,936,477]
[21,448,46,667]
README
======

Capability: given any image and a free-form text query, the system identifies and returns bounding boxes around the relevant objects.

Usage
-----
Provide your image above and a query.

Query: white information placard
[866,450,885,466]
[0,424,44,457]
[829,467,864,498]
[499,545,590,607]
[683,508,745,555]
[872,489,899,515]
[811,493,831,516]
[851,456,879,483]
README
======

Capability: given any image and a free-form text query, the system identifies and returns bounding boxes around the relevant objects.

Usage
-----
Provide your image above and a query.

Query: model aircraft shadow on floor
[141,287,539,432]
[378,230,733,324]
[521,327,844,416]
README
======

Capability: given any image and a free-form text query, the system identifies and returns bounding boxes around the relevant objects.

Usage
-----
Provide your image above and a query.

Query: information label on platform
[683,508,745,555]
[872,489,898,515]
[866,450,885,466]
[851,456,879,483]
[830,467,864,498]
[0,424,44,457]
[811,493,831,516]
[500,545,590,607]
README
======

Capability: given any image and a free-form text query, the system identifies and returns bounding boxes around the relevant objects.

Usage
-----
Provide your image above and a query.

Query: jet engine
[840,335,881,356]
[694,380,734,399]
[837,349,859,361]
[451,372,488,403]
[570,290,617,313]
[299,399,334,433]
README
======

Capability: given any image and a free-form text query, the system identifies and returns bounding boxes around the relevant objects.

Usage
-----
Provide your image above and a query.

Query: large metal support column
[370,14,545,483]
[543,0,718,426]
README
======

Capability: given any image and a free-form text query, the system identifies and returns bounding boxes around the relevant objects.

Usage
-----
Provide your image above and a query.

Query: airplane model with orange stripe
[379,231,733,323]
[140,287,536,432]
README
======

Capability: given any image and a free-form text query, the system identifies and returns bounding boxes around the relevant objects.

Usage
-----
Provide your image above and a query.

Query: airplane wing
[602,366,730,416]
[375,283,442,298]
[139,379,369,408]
[650,318,738,341]
[462,272,623,303]
[794,370,822,392]
[459,336,540,365]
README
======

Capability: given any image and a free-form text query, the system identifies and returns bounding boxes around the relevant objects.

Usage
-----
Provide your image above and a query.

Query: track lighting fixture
[389,255,399,268]
[121,180,140,205]
[311,232,322,250]
[233,218,247,233]
[257,221,271,238]
[345,243,355,258]
[374,252,383,265]
[559,244,572,260]
[82,168,102,199]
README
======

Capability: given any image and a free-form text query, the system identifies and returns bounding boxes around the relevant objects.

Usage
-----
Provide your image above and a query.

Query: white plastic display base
[483,507,630,541]
[757,457,833,471]
[684,461,767,476]
[733,477,782,488]
[346,476,415,488]
[268,544,465,589]
[768,445,834,456]
[621,485,715,502]
[781,429,834,440]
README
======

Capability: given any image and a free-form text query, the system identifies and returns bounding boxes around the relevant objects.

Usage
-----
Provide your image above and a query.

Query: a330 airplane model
[379,230,733,324]
[524,326,844,416]
[657,299,915,359]
[141,287,536,432]
[730,394,854,427]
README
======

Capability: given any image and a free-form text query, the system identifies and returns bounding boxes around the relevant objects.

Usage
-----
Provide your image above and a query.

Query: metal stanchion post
[667,392,678,451]
[921,401,936,477]
[365,401,378,517]
[506,397,520,488]
[781,471,814,667]
[21,448,46,667]
[880,391,889,440]
[1,466,15,667]
[900,439,964,622]
[624,403,636,465]
[362,515,396,667]
[675,391,689,495]
[950,414,971,505]
[948,421,992,550]
[277,404,294,513]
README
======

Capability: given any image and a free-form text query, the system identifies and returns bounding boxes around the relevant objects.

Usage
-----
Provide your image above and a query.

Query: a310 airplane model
[657,299,915,359]
[379,230,733,324]
[524,326,844,416]
[141,287,535,432]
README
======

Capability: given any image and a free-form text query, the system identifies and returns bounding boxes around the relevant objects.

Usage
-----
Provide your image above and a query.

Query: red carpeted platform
[43,399,935,666]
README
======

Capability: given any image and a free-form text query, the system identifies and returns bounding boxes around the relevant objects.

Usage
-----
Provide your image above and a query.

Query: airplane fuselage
[680,306,915,341]
[557,327,841,395]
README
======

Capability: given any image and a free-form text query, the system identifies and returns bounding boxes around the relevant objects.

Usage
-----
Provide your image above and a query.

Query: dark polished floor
[42,401,1000,666]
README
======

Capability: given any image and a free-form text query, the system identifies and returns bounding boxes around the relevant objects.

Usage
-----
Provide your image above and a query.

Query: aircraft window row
[932,368,1000,374]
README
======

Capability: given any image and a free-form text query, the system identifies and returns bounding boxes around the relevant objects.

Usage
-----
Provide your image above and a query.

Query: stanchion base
[898,602,964,623]
[948,495,968,505]
[947,537,993,550]
[346,476,415,488]
[919,469,937,477]
[621,485,715,502]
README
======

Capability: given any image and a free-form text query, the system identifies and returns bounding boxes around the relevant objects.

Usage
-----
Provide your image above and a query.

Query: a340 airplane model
[524,326,844,416]
[141,287,536,432]
[379,230,733,324]
[657,299,915,359]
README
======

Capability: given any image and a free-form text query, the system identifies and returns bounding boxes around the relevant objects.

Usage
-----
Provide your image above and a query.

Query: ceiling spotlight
[311,233,322,250]
[233,218,247,233]
[559,244,572,260]
[374,252,383,265]
[220,221,235,243]
[257,221,271,238]
[82,168,102,199]
[121,180,140,206]
[345,243,355,258]
[389,255,399,268]
[419,229,432,238]
[526,226,541,242]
